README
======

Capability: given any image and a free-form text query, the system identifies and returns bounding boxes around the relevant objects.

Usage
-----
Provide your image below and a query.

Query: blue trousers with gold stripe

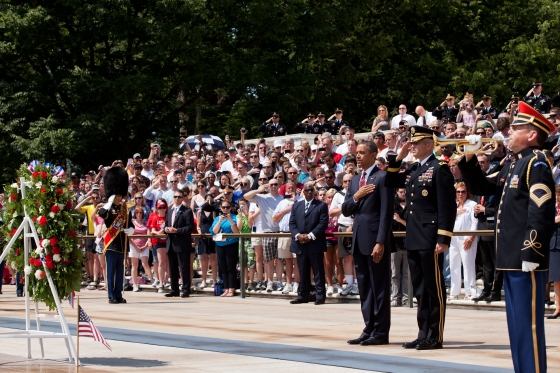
[504,271,547,373]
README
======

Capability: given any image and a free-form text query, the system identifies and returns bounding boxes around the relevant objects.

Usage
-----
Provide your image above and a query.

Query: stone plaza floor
[0,286,558,372]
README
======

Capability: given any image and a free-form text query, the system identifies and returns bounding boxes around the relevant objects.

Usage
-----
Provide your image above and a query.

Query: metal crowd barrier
[79,230,494,307]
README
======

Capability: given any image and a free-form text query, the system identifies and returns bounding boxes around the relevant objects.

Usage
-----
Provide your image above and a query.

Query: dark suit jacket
[342,166,394,255]
[165,204,194,253]
[289,199,328,255]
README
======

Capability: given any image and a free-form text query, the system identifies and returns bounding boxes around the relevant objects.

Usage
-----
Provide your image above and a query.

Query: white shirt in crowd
[391,113,417,129]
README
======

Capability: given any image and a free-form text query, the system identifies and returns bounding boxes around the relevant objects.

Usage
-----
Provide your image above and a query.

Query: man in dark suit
[385,126,457,350]
[164,189,194,298]
[342,140,394,346]
[288,182,329,305]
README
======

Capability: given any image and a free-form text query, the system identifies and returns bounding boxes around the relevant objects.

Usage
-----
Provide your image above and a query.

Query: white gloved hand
[522,261,539,272]
[102,195,116,210]
[465,134,481,145]
[123,227,135,235]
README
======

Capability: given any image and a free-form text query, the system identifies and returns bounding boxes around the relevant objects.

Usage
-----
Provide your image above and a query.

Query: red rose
[68,230,76,238]
[10,228,17,236]
[56,188,63,196]
[50,237,59,246]
[66,201,73,210]
[40,187,47,193]
[10,193,17,201]
[41,171,48,179]
[15,249,19,256]
[50,205,60,214]
[31,216,37,222]
[32,171,39,178]
[34,258,42,267]
[51,246,60,255]
[38,216,47,226]
[46,261,55,269]
[62,259,70,266]
[29,257,34,265]
[40,271,46,278]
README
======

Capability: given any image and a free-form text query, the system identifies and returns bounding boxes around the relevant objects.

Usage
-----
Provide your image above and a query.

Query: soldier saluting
[432,93,459,123]
[258,112,286,137]
[293,112,324,134]
[458,102,555,373]
[326,108,349,135]
[523,81,551,114]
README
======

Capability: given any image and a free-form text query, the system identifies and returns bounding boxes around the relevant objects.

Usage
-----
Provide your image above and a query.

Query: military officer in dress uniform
[458,101,555,373]
[293,113,324,134]
[384,126,457,350]
[475,94,500,120]
[258,112,286,137]
[326,108,349,135]
[504,94,520,116]
[523,81,551,114]
[432,93,459,122]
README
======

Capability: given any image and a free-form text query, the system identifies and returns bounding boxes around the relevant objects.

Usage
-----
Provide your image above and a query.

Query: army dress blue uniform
[385,127,457,348]
[458,102,555,373]
[524,93,551,114]
[258,121,286,137]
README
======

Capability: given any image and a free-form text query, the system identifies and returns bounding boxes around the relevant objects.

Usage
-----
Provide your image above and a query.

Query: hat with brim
[445,93,455,100]
[482,94,492,100]
[512,101,555,135]
[409,126,439,143]
[273,140,284,148]
[334,108,343,114]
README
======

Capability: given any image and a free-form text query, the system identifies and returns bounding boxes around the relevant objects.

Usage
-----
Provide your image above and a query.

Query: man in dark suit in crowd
[385,126,456,350]
[342,140,394,346]
[289,182,329,305]
[164,189,194,298]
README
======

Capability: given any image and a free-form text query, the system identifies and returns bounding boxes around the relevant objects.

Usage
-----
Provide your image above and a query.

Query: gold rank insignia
[529,183,552,207]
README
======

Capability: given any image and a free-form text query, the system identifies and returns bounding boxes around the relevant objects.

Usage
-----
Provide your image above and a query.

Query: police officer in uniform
[326,108,349,135]
[432,93,459,123]
[384,126,456,350]
[523,81,551,114]
[98,167,133,304]
[294,113,324,134]
[458,101,555,373]
[475,94,500,120]
[258,112,286,137]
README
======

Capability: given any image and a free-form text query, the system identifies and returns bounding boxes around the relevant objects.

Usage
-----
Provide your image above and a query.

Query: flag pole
[76,295,80,368]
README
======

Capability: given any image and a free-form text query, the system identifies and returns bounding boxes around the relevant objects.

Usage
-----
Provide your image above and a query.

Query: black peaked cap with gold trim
[513,101,555,135]
[409,126,440,143]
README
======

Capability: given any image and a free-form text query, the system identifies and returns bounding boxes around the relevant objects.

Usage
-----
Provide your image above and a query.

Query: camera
[241,128,248,134]
[512,98,519,104]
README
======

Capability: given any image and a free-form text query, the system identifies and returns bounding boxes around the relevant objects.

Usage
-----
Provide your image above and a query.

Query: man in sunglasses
[279,167,304,196]
[475,94,500,120]
[294,112,324,134]
[258,112,286,137]
[433,93,459,123]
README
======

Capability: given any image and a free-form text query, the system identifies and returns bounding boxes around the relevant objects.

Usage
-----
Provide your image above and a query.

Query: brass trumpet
[434,135,504,154]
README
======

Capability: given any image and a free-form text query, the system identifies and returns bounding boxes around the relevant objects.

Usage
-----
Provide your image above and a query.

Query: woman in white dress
[448,182,478,300]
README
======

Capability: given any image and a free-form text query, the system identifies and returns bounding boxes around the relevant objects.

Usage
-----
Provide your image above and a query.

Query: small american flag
[78,306,112,351]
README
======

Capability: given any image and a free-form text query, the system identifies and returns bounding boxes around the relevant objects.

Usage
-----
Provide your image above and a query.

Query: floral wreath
[2,161,83,310]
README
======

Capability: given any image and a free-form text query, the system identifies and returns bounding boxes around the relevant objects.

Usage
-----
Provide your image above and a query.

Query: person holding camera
[523,81,551,114]
[475,94,500,120]
[258,112,286,137]
[456,96,477,129]
[211,199,242,297]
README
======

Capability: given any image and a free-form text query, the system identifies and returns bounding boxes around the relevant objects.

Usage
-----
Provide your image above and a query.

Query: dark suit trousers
[407,250,446,343]
[478,240,503,295]
[353,245,391,339]
[216,242,239,289]
[167,248,191,294]
[296,251,325,300]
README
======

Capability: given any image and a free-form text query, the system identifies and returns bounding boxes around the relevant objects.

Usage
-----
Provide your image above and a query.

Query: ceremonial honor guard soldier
[258,112,286,137]
[432,93,459,123]
[504,94,520,116]
[98,166,134,304]
[293,113,324,134]
[384,126,456,350]
[523,81,551,114]
[458,102,555,373]
[476,94,500,120]
[326,108,349,135]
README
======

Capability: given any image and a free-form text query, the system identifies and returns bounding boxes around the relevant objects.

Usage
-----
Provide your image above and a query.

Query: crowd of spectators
[1,86,559,308]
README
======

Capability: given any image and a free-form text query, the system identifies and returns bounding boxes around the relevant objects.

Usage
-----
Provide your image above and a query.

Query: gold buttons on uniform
[410,202,413,205]
[432,221,435,223]
[411,193,414,197]
[410,211,413,214]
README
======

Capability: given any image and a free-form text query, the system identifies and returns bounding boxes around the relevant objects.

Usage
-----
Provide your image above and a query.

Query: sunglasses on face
[173,195,183,199]
[303,189,314,192]
[325,176,334,179]
[475,131,485,135]
[135,197,142,200]
[446,98,453,101]
[456,133,466,137]
[221,205,231,209]
[157,206,167,210]
[456,190,467,194]
[250,155,258,158]
[170,180,178,183]
[259,178,268,181]
[288,171,297,174]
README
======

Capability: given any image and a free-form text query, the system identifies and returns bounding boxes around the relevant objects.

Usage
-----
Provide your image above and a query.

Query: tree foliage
[1,0,559,184]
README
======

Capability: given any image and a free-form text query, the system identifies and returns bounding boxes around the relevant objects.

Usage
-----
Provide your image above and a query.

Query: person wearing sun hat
[458,101,555,373]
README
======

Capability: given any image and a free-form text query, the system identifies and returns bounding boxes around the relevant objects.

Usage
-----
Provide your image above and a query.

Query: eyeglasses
[170,180,178,183]
[259,178,268,181]
[173,195,183,199]
[135,197,142,200]
[221,205,231,209]
[259,147,266,149]
[250,155,258,158]
[308,116,315,119]
[325,176,334,179]
[550,114,558,118]
[456,190,467,194]
[197,185,206,188]
[303,189,314,192]
[92,196,100,200]
[288,171,297,174]
[275,175,284,179]
[135,212,144,215]
[430,126,440,130]
[224,192,232,195]
[399,107,406,110]
[475,131,485,135]
[269,183,279,186]
[446,98,453,101]
[241,183,249,187]
[379,109,386,112]
[243,153,250,156]
[157,206,167,210]
[455,133,466,138]
[399,125,407,128]
[343,180,351,183]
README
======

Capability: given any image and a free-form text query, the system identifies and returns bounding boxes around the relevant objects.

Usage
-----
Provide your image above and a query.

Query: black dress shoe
[180,293,190,298]
[471,292,490,302]
[546,313,560,319]
[360,337,389,346]
[314,299,325,305]
[545,298,555,306]
[416,339,443,350]
[347,333,370,345]
[117,298,127,304]
[290,297,308,304]
[165,292,180,297]
[484,293,501,302]
[402,338,423,349]
[108,298,119,304]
